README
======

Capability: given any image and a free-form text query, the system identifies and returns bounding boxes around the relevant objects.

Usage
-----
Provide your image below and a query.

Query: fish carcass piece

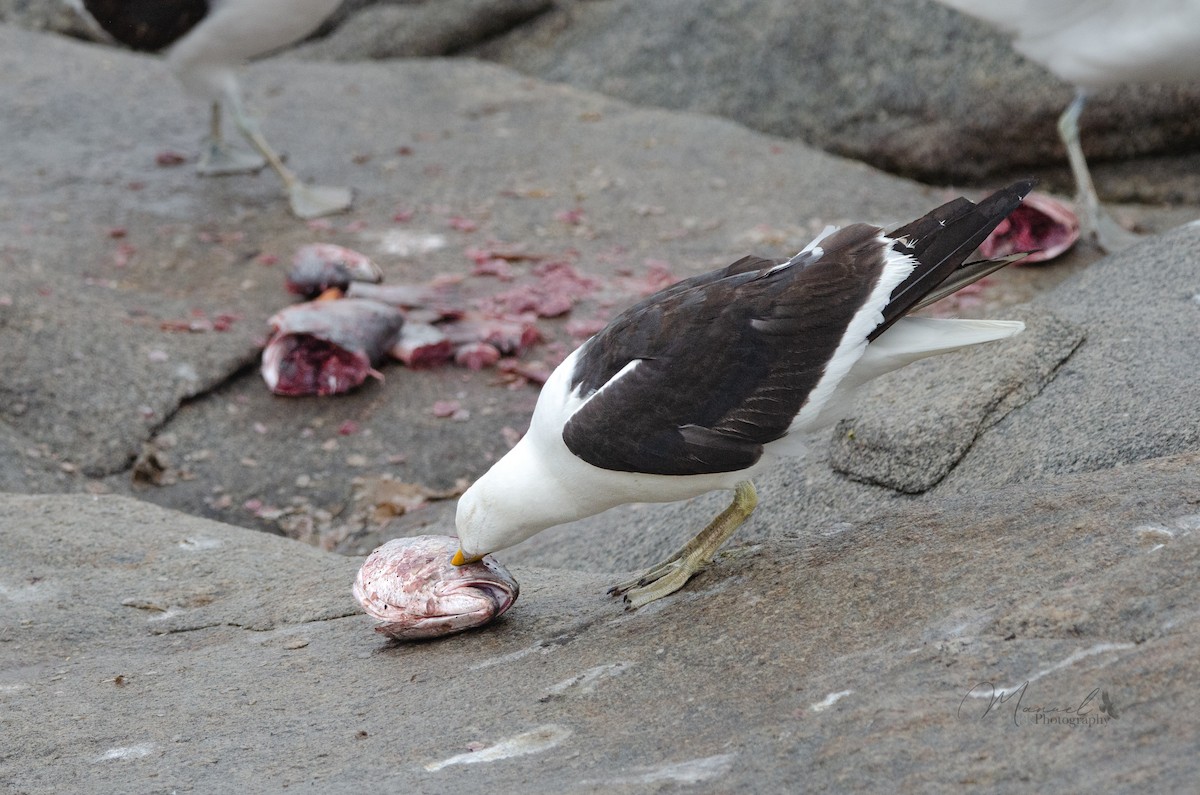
[261,298,404,396]
[977,192,1080,264]
[391,322,454,369]
[286,244,383,298]
[353,535,519,640]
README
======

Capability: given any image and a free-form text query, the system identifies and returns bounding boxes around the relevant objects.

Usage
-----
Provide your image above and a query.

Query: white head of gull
[74,0,352,219]
[454,180,1037,608]
[935,1,1200,252]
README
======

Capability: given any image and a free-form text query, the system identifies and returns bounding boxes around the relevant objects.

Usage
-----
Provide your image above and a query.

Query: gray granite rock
[10,1,1200,202]
[3,456,1199,791]
[946,223,1200,488]
[295,0,553,59]
[0,0,89,36]
[3,18,1200,791]
[476,0,1200,199]
[830,307,1086,493]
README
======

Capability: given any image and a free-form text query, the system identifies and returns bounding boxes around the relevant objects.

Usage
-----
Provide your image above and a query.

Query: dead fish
[287,243,383,298]
[977,191,1080,263]
[261,298,404,396]
[353,535,519,640]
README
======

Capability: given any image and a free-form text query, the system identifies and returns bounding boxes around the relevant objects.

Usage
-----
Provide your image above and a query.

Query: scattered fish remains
[977,192,1080,263]
[260,226,1035,399]
[353,535,519,640]
[261,242,553,396]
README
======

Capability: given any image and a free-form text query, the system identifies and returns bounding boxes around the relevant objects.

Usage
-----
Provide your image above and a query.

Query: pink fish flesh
[287,244,383,298]
[353,535,519,640]
[261,298,404,396]
[977,192,1080,263]
[391,322,454,368]
[441,314,542,355]
[454,341,502,370]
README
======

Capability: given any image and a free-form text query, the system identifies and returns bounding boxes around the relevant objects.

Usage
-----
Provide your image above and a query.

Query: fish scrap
[353,535,519,640]
[977,191,1080,263]
[261,298,404,396]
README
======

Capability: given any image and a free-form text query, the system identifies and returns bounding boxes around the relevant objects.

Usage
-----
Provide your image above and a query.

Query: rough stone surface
[15,0,1200,201]
[475,0,1200,199]
[295,0,553,59]
[830,307,1086,493]
[4,458,1200,792]
[3,19,1200,792]
[946,223,1200,489]
[0,0,88,36]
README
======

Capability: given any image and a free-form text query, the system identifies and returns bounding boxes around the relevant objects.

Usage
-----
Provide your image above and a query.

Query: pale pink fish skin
[977,191,1080,263]
[353,535,519,640]
[287,243,383,297]
[261,298,404,396]
[346,281,455,314]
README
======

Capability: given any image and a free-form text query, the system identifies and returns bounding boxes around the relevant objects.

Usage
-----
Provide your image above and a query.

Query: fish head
[353,535,519,640]
[288,243,383,297]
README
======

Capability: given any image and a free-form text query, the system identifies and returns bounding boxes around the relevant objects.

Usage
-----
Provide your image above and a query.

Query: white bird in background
[453,181,1035,609]
[74,0,353,219]
[936,0,1200,252]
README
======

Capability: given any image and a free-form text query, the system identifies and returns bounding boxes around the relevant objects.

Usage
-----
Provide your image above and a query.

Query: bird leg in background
[609,480,758,609]
[224,87,354,219]
[196,101,267,175]
[1059,90,1139,253]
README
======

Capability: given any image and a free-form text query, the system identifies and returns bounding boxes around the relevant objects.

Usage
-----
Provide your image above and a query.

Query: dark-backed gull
[454,181,1036,608]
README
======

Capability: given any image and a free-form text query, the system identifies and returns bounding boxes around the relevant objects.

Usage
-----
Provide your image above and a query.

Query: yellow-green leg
[608,480,758,609]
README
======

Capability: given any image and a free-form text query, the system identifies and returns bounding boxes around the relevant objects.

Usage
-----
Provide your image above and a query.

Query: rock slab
[830,307,1086,493]
[3,453,1200,792]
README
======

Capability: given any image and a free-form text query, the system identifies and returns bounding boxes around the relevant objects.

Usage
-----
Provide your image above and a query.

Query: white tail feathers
[779,316,1024,439]
[850,317,1024,386]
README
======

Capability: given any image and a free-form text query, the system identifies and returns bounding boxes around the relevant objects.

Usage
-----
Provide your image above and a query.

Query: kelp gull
[76,0,352,218]
[453,180,1037,608]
